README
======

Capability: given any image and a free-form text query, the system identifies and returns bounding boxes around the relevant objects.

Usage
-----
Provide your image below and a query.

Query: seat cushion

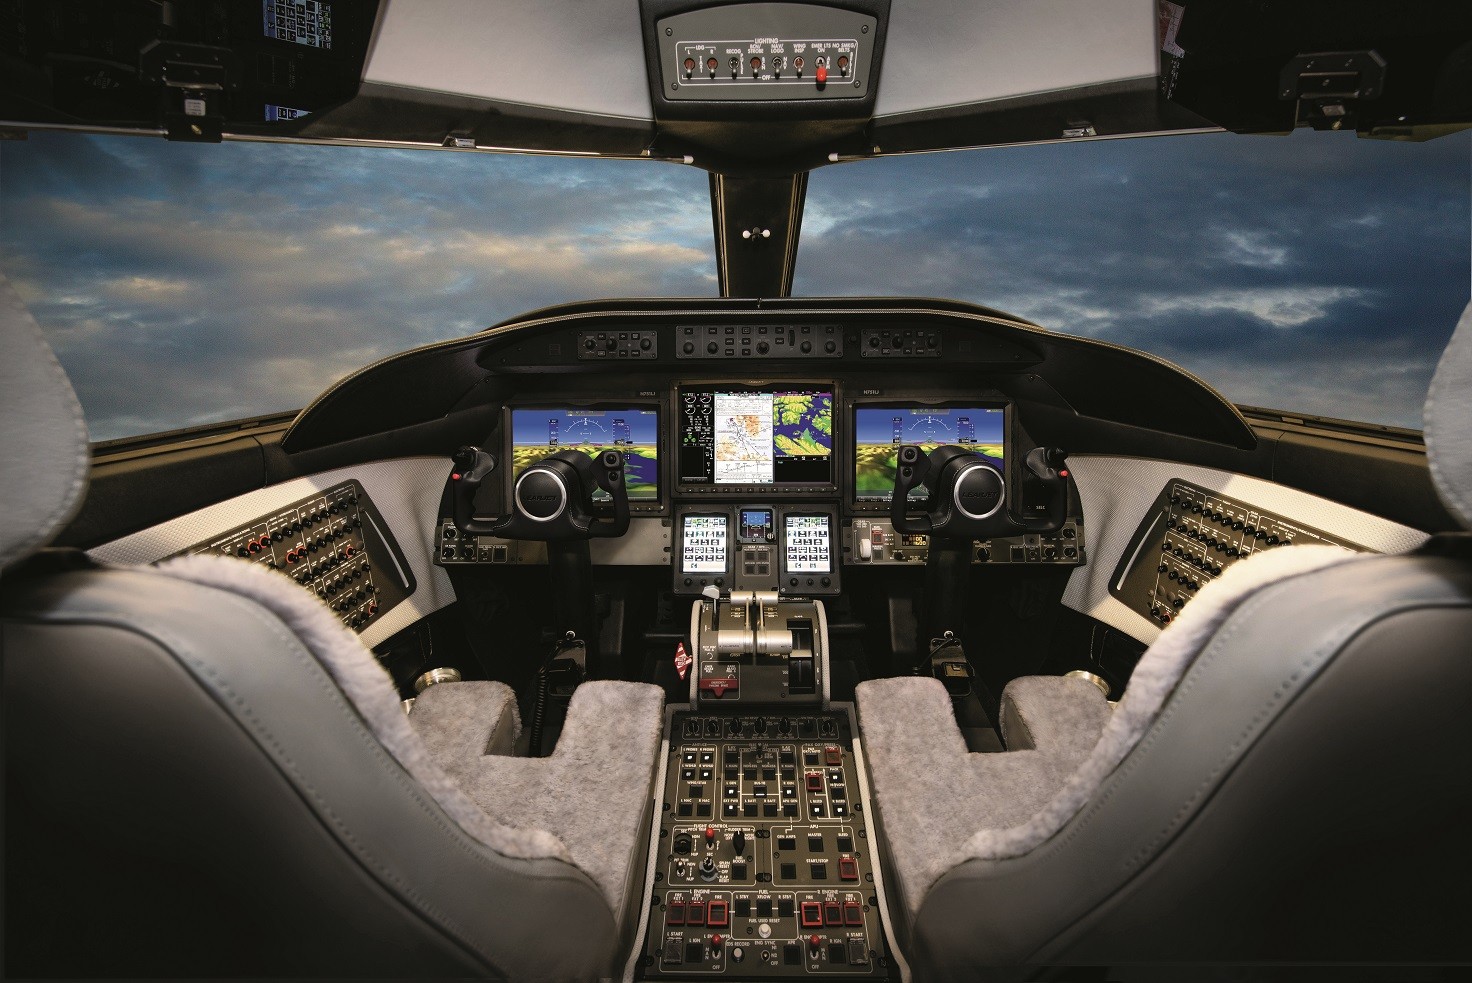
[411,679,522,758]
[858,543,1366,923]
[426,680,665,916]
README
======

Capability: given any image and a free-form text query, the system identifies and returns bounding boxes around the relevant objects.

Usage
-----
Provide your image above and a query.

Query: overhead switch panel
[656,3,878,102]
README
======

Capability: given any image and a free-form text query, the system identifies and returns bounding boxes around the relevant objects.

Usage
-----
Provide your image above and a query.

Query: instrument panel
[434,381,1087,574]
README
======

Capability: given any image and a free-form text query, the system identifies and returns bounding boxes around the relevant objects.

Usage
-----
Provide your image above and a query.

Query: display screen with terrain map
[677,387,834,486]
[854,405,1005,501]
[510,407,659,501]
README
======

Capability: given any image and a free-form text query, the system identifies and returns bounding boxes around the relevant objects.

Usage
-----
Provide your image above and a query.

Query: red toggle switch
[705,825,716,845]
[815,64,828,84]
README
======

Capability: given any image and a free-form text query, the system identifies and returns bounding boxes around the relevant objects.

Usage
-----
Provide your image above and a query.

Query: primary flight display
[510,407,660,501]
[854,405,1005,501]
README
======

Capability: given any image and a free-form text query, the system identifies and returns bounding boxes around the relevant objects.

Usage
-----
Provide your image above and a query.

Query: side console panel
[1062,455,1427,644]
[87,457,457,649]
[1110,479,1362,627]
[174,479,414,635]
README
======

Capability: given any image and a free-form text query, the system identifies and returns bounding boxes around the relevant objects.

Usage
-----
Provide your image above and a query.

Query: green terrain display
[772,392,833,457]
[853,443,1002,499]
[512,445,659,499]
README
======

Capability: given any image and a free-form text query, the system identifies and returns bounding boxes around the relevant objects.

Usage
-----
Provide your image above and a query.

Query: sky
[0,126,1468,441]
[798,129,1471,429]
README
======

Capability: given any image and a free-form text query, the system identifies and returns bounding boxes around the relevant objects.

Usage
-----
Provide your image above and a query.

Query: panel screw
[862,24,869,32]
[671,82,678,90]
[666,27,672,35]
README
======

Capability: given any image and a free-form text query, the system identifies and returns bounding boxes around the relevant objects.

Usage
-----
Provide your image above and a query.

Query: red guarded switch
[838,857,859,881]
[805,772,824,793]
[707,899,729,926]
[687,900,706,926]
[844,902,863,926]
[668,902,685,926]
[800,901,823,928]
[824,902,843,926]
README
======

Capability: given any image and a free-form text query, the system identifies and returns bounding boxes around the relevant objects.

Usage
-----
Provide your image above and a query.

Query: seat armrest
[410,680,521,759]
[999,675,1112,756]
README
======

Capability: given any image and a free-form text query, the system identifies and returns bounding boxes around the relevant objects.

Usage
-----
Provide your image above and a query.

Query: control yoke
[890,444,1070,539]
[448,446,630,541]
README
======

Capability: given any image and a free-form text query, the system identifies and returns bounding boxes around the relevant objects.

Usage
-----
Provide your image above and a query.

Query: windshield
[0,133,716,442]
[3,129,1468,441]
[796,130,1471,429]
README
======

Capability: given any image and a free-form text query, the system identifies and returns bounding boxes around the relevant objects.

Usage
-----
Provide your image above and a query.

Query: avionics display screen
[510,408,659,502]
[853,406,1005,502]
[678,387,833,486]
[681,515,729,574]
[264,0,333,48]
[784,515,832,574]
[739,508,775,543]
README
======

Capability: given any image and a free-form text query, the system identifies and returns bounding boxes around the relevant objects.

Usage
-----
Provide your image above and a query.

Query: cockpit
[2,2,1470,981]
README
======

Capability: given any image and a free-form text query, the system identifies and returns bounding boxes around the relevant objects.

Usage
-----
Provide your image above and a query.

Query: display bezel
[679,511,733,578]
[847,398,1012,512]
[501,398,666,515]
[674,381,840,495]
[780,512,835,576]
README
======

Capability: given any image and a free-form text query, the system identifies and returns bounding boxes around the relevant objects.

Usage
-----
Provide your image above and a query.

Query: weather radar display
[511,408,659,501]
[854,406,1004,501]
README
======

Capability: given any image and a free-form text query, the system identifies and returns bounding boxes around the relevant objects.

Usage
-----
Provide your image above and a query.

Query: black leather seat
[856,301,1472,978]
[0,275,665,981]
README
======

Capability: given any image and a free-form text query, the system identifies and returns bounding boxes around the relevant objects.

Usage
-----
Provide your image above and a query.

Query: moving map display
[678,387,833,486]
[854,406,1005,501]
[510,408,659,501]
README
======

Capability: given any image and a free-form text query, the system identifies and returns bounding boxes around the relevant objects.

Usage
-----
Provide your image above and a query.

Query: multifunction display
[784,516,832,574]
[682,515,730,575]
[679,387,834,488]
[510,407,659,502]
[853,405,1005,501]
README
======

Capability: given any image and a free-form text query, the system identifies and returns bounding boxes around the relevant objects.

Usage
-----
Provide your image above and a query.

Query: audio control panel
[1111,479,1367,627]
[176,481,415,634]
[640,710,889,979]
[848,517,1085,566]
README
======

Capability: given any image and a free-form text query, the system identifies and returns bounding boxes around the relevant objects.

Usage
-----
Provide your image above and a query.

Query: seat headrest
[1425,300,1472,531]
[0,274,90,571]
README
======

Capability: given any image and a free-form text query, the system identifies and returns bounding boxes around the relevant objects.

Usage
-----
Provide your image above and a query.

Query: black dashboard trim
[279,297,1256,455]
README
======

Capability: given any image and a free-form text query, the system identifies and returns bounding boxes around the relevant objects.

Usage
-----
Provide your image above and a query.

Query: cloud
[1,127,1468,439]
[0,134,717,439]
[795,130,1471,427]
[1140,286,1368,328]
